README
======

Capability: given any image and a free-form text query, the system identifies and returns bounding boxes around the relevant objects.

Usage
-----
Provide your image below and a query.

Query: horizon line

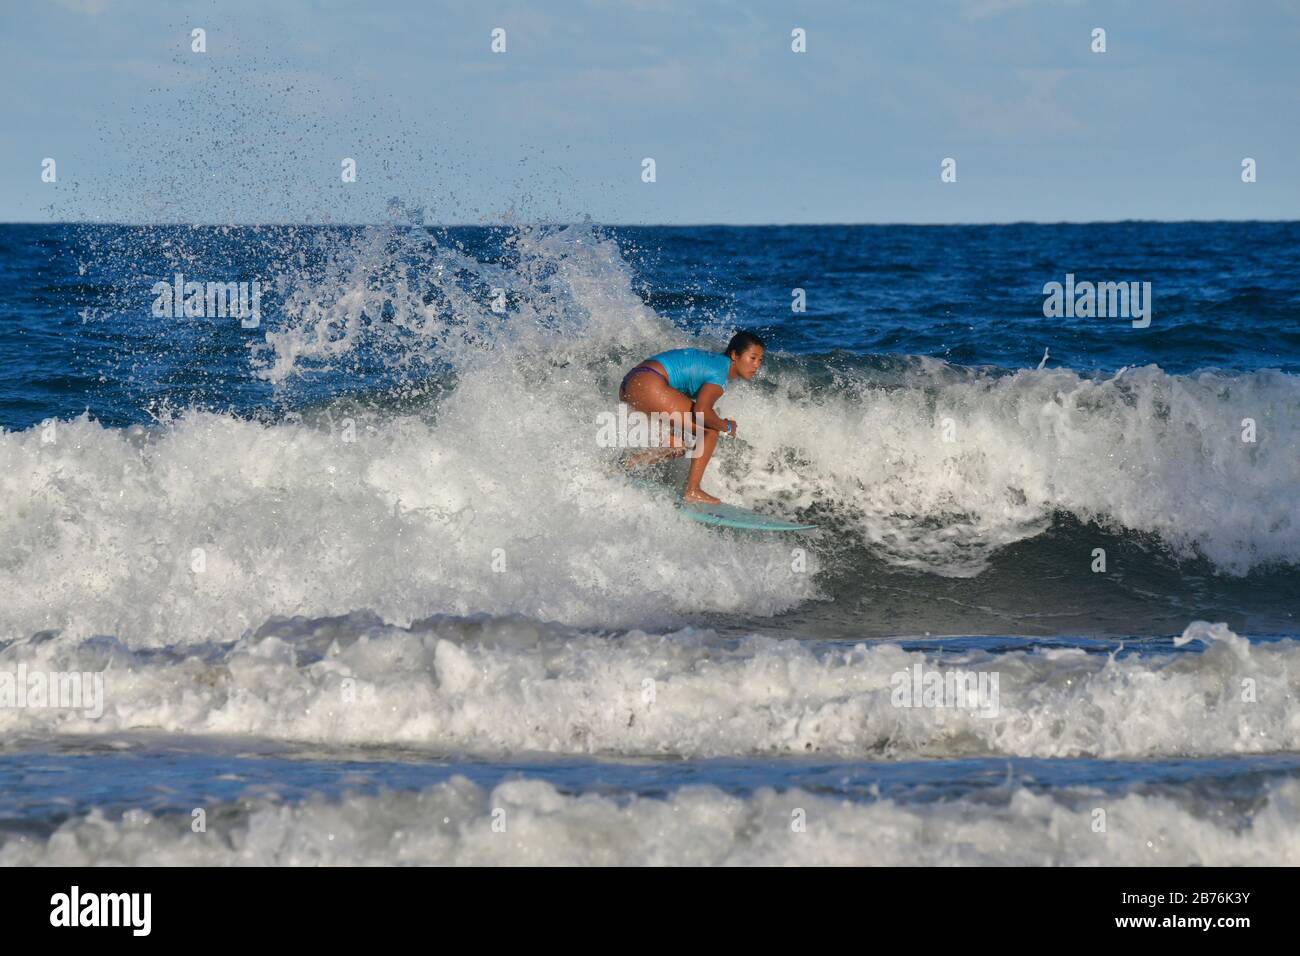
[2,217,1298,228]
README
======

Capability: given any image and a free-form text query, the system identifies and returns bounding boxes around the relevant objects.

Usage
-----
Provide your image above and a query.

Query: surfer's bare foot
[682,488,721,505]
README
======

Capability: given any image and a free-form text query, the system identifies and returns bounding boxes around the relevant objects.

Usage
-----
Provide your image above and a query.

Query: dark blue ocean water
[4,221,1300,430]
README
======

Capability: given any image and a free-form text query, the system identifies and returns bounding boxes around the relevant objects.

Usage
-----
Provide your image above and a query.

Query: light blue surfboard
[678,500,817,532]
[624,475,815,532]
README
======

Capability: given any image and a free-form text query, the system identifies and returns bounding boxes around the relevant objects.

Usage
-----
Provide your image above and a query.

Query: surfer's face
[732,345,764,380]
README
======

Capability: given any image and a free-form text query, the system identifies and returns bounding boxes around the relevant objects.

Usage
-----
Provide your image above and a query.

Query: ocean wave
[1,363,1296,647]
[2,619,1296,760]
[5,771,1297,865]
[2,224,1297,648]
[727,356,1300,577]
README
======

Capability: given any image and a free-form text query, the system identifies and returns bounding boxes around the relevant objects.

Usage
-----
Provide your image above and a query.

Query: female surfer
[617,331,765,504]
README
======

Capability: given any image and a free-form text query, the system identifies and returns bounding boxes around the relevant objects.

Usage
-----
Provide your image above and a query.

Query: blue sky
[2,0,1298,223]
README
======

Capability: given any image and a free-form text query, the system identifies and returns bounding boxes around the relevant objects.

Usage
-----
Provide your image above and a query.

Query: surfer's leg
[620,371,693,464]
[625,445,686,468]
[620,370,722,499]
[682,424,720,504]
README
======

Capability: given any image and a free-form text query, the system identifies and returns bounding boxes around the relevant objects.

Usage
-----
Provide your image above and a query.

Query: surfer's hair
[725,330,765,356]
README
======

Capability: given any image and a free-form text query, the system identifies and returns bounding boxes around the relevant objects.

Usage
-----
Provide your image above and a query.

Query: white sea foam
[5,773,1298,865]
[717,360,1300,576]
[2,620,1295,760]
[0,408,816,646]
[3,356,1298,647]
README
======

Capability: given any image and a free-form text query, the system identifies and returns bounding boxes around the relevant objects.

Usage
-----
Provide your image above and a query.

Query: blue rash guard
[647,348,731,400]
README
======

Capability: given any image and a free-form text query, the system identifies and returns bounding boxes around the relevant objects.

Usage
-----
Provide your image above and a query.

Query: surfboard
[624,475,815,532]
[678,500,817,532]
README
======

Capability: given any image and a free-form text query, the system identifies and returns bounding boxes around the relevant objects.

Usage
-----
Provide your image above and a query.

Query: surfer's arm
[692,383,732,432]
